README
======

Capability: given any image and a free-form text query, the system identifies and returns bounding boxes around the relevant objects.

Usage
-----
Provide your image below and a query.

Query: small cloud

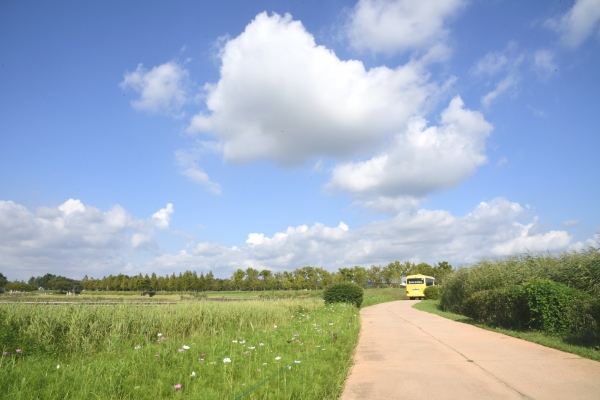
[481,75,518,107]
[562,219,580,227]
[545,0,600,49]
[152,204,174,230]
[120,61,191,117]
[175,148,222,195]
[496,157,508,167]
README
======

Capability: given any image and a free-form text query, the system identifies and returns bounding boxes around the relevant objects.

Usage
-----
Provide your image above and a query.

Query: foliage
[323,283,363,308]
[4,282,37,292]
[462,280,599,337]
[440,247,600,313]
[0,273,8,288]
[360,288,407,308]
[423,285,442,300]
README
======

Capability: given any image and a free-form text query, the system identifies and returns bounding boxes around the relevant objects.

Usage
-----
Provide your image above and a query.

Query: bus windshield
[407,278,424,285]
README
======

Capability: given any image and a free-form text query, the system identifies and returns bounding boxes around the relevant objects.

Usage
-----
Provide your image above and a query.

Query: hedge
[462,280,599,337]
[323,283,363,308]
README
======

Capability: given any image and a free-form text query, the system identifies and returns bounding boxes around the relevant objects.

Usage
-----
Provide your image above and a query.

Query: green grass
[413,300,600,362]
[0,299,360,399]
[361,288,407,308]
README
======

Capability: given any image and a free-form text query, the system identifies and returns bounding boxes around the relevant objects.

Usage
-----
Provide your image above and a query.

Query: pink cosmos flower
[2,352,8,356]
[16,349,21,353]
[178,348,185,353]
[243,351,249,355]
[174,384,181,390]
[154,354,160,358]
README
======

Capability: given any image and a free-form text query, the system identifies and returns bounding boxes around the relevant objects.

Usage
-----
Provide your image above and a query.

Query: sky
[1,0,599,281]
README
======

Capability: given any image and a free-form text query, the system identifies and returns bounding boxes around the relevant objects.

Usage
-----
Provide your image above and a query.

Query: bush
[424,286,442,300]
[462,280,599,337]
[440,247,600,313]
[323,283,363,308]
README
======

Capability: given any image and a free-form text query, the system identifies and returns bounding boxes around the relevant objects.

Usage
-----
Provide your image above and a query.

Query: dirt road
[341,300,600,400]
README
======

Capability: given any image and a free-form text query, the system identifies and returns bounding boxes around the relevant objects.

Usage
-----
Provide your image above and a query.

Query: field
[0,288,406,399]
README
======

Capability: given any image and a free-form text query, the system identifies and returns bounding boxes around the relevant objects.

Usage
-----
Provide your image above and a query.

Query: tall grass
[0,300,322,357]
[441,247,600,313]
[0,300,360,399]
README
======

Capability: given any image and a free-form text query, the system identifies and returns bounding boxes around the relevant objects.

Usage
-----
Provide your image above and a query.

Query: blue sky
[1,0,599,281]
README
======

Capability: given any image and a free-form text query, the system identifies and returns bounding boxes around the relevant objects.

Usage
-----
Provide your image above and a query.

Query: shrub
[441,247,600,313]
[323,283,363,308]
[424,286,442,300]
[462,280,599,337]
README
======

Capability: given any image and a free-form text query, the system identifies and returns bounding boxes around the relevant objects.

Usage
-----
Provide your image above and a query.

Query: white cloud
[532,49,557,79]
[327,96,492,203]
[144,198,573,276]
[0,199,173,279]
[175,146,222,194]
[546,0,600,48]
[152,203,174,229]
[120,61,191,116]
[345,0,467,54]
[496,157,508,167]
[187,12,439,165]
[481,75,519,107]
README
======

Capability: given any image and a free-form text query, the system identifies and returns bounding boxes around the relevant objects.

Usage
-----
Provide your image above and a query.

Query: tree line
[1,261,453,293]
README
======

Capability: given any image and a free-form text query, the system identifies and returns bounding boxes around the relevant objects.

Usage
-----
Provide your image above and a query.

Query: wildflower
[178,349,185,353]
[248,346,255,350]
[257,369,261,372]
[154,354,160,358]
[134,386,140,389]
[16,349,22,353]
[329,322,333,326]
[263,363,267,365]
[223,358,231,363]
[275,356,281,360]
[316,345,321,348]
[295,340,300,343]
[134,345,142,350]
[174,384,182,390]
[201,353,205,357]
[199,358,204,361]
[259,343,264,346]
[240,340,246,344]
[293,333,299,337]
[210,361,217,365]
[57,365,60,369]
[182,345,190,350]
[294,360,301,364]
[2,352,8,356]
[157,333,163,337]
[291,315,295,318]
[232,340,238,343]
[190,371,196,377]
[273,325,277,329]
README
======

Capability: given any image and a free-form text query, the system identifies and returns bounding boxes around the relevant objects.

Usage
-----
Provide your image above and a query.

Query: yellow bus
[406,274,436,300]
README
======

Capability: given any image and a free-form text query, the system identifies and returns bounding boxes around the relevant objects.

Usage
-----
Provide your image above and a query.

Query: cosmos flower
[275,356,281,360]
[190,371,196,377]
[174,384,181,390]
[182,345,190,350]
[134,346,142,350]
[223,358,231,363]
[157,333,163,337]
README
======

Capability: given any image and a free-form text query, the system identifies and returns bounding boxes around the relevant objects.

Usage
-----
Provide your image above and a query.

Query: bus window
[425,278,435,286]
[407,278,424,285]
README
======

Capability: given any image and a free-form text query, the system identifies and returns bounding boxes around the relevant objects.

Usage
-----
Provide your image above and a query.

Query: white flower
[210,361,217,365]
[294,360,301,364]
[134,386,140,389]
[223,358,231,363]
[240,340,246,344]
[232,340,238,343]
[275,356,281,361]
[157,333,163,337]
[56,365,60,369]
[248,346,255,350]
[134,345,142,350]
[190,371,196,377]
[273,325,277,329]
[263,363,267,365]
[182,345,190,350]
[259,343,264,346]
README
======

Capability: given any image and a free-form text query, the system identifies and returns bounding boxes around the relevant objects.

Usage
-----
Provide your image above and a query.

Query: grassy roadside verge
[0,300,360,399]
[413,300,600,362]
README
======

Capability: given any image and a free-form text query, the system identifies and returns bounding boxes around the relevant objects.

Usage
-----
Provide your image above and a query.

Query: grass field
[413,299,600,362]
[0,291,399,399]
